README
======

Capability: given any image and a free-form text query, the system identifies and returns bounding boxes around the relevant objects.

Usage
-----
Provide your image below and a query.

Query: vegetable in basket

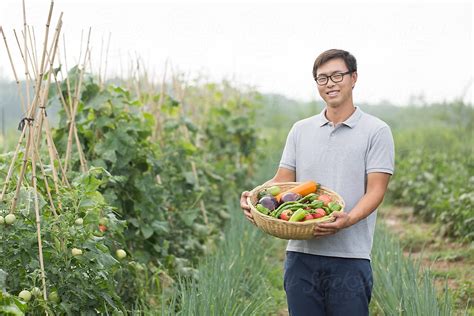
[280,192,302,203]
[289,208,308,222]
[257,185,281,199]
[328,201,342,212]
[256,204,271,215]
[275,180,318,202]
[258,195,278,211]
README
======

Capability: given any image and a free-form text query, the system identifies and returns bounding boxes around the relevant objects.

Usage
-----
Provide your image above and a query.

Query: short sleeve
[279,124,297,171]
[366,126,395,175]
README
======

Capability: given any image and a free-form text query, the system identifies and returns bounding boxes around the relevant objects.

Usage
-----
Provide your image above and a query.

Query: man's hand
[313,211,351,237]
[240,191,256,225]
[313,172,391,238]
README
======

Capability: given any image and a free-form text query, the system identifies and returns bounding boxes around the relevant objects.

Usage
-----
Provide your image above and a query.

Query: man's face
[316,58,357,108]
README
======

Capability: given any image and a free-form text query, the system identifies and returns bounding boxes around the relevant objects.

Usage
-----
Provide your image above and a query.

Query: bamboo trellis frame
[0,0,60,301]
[0,0,93,302]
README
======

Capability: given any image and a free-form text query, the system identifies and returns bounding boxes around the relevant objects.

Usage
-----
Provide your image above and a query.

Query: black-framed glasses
[316,71,353,86]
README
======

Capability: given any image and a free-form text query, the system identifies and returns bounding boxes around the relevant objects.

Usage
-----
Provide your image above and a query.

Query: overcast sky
[0,0,472,105]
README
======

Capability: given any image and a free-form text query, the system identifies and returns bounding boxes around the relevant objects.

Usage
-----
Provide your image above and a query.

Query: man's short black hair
[313,49,357,81]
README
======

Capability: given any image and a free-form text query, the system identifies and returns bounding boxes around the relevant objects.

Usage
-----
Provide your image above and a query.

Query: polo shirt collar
[343,106,363,128]
[317,106,363,128]
[318,108,330,126]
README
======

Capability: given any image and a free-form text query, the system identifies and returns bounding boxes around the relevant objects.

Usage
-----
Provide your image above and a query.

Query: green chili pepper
[289,208,308,222]
[273,204,305,218]
[328,201,342,212]
[256,204,270,215]
[297,193,318,204]
[271,202,304,217]
[310,200,324,209]
[274,201,299,212]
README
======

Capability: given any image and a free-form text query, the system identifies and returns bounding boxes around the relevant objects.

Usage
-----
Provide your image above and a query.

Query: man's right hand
[240,191,256,225]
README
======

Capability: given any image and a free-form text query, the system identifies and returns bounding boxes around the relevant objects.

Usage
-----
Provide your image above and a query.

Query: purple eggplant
[258,195,278,211]
[280,192,302,203]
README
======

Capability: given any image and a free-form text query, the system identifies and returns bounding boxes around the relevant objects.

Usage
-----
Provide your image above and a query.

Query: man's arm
[314,172,391,236]
[264,167,296,185]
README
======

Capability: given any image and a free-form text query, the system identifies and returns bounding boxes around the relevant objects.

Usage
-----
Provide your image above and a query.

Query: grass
[378,205,473,314]
[371,223,455,315]
[156,200,287,316]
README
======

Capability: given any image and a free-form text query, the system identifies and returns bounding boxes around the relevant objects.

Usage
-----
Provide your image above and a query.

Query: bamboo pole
[20,0,53,130]
[40,16,72,188]
[119,49,124,83]
[30,124,48,301]
[33,99,44,153]
[0,26,31,202]
[33,139,57,216]
[18,29,38,81]
[10,123,33,212]
[51,63,88,174]
[61,34,74,116]
[133,56,141,100]
[0,26,26,115]
[0,128,27,202]
[37,15,65,193]
[102,32,111,90]
[98,33,104,88]
[74,125,88,173]
[27,26,39,78]
[64,28,90,174]
[13,30,27,71]
[10,2,57,213]
[152,59,168,143]
[22,0,31,113]
[67,34,90,174]
[77,29,84,73]
[52,60,71,119]
[43,109,71,188]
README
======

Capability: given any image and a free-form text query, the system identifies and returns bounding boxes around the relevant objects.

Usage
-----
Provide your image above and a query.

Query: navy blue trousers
[284,251,373,316]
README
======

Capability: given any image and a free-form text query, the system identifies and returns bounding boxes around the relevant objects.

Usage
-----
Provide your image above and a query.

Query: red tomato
[280,210,293,221]
[317,195,332,206]
[313,208,327,218]
[304,214,313,221]
[98,224,107,232]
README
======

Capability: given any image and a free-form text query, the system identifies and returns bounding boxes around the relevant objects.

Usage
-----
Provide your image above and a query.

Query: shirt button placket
[330,124,336,138]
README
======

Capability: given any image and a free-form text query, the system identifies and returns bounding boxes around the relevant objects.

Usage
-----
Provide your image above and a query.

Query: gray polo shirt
[279,106,395,260]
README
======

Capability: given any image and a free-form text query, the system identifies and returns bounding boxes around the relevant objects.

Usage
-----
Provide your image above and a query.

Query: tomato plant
[0,162,128,314]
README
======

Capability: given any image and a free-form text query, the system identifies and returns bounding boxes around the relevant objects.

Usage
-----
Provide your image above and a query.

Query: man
[240,49,395,315]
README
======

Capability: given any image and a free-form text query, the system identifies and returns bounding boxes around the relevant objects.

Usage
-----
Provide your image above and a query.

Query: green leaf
[141,225,154,239]
[151,220,169,235]
[179,140,197,154]
[184,172,195,185]
[102,149,117,164]
[177,210,198,227]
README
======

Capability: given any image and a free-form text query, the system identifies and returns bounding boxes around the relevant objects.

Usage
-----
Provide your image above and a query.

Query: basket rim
[246,181,345,226]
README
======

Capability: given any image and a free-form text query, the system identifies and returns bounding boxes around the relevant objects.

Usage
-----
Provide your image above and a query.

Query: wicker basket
[247,182,345,240]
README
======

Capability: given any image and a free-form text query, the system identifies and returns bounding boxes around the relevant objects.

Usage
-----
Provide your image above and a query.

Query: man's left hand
[313,211,351,237]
